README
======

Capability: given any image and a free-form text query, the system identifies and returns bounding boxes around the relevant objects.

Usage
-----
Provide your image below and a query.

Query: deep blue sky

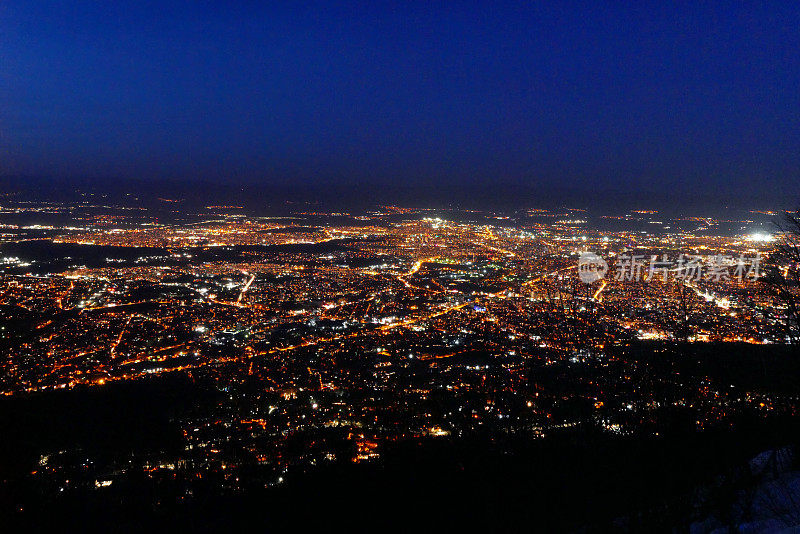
[2,2,799,201]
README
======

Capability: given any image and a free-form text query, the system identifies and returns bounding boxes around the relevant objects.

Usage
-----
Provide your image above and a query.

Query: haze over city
[3,2,799,205]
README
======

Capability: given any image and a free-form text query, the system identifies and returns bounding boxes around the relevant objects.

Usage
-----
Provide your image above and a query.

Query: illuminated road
[237,272,256,304]
[109,315,134,357]
[396,257,440,293]
[592,280,608,301]
[522,265,578,287]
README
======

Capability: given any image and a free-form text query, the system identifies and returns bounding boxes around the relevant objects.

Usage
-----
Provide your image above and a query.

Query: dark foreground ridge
[2,372,800,532]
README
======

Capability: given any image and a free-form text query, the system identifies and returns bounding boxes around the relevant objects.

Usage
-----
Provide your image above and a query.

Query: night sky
[2,2,799,203]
